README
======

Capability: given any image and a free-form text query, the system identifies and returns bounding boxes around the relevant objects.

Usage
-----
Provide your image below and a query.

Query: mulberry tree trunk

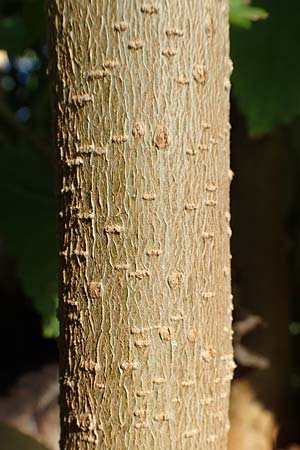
[48,1,233,449]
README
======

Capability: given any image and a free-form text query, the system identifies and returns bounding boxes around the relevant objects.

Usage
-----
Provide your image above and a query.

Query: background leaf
[231,0,300,135]
[230,0,268,29]
[0,141,58,337]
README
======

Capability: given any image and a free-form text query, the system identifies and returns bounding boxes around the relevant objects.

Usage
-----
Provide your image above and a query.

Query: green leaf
[230,0,268,28]
[231,0,300,135]
[0,141,58,337]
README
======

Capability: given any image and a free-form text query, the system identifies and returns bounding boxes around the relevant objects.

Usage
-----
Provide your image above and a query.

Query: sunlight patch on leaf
[230,0,268,28]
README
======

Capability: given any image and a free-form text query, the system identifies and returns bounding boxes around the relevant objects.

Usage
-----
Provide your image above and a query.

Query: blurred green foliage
[0,421,50,450]
[231,0,300,135]
[230,0,268,28]
[0,0,298,337]
[0,0,57,337]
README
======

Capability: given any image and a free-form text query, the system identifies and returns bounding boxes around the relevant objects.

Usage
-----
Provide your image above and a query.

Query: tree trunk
[48,1,233,449]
